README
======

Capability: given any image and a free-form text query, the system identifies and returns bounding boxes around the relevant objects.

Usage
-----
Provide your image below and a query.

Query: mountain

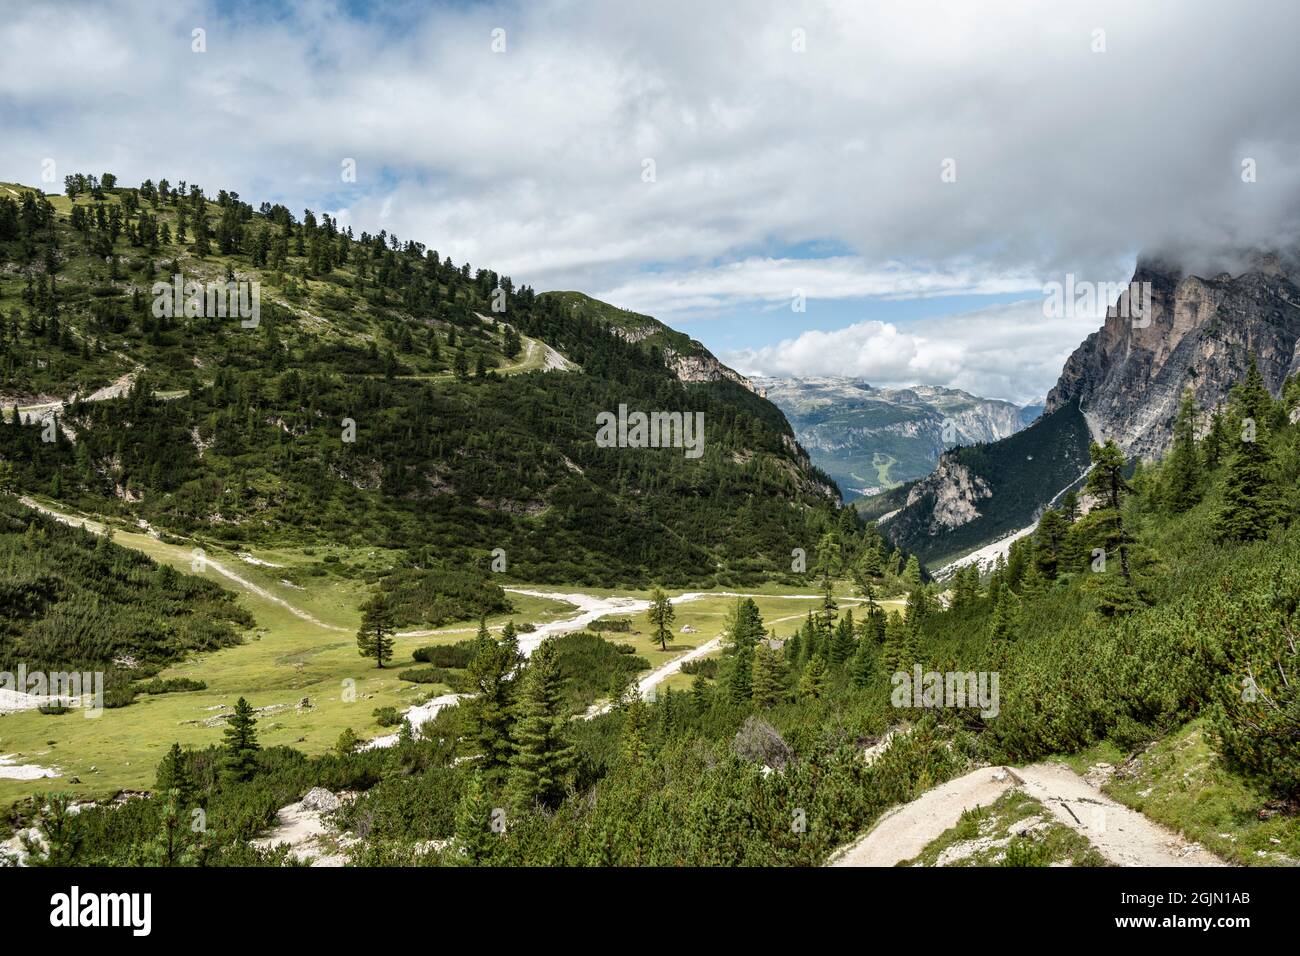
[874,251,1300,567]
[1045,252,1300,458]
[0,178,841,588]
[867,401,1093,566]
[754,377,1033,498]
[548,291,759,389]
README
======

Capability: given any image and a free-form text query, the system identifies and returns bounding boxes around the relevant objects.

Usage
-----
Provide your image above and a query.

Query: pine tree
[849,627,876,688]
[221,697,259,783]
[647,587,675,651]
[751,641,786,709]
[1018,558,1046,598]
[723,598,763,703]
[1163,389,1203,513]
[987,588,1022,641]
[1203,405,1232,468]
[507,638,573,811]
[455,771,498,863]
[1086,439,1134,583]
[1034,509,1068,580]
[798,655,827,700]
[829,609,855,667]
[902,555,923,589]
[1216,360,1278,542]
[880,611,907,674]
[156,742,196,809]
[1059,489,1079,523]
[356,595,396,668]
[466,627,517,770]
[20,795,82,866]
[619,696,651,765]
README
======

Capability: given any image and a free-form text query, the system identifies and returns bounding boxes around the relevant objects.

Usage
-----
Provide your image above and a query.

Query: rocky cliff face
[902,457,993,534]
[666,349,757,390]
[1045,253,1300,458]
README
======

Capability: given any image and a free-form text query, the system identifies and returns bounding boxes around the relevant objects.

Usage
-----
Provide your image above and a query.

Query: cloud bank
[3,0,1299,397]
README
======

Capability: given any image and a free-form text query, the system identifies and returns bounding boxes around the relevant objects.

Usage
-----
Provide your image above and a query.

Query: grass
[1079,719,1300,867]
[0,496,890,807]
[901,789,1109,867]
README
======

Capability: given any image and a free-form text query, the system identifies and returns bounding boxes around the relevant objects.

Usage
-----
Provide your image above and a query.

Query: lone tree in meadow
[647,588,675,651]
[356,596,397,668]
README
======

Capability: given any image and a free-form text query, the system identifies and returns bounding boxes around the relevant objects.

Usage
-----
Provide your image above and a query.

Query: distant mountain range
[753,377,1041,499]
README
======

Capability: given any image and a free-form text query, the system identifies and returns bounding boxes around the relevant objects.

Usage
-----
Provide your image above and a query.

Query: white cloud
[727,299,1104,404]
[591,256,1043,318]
[2,0,1299,395]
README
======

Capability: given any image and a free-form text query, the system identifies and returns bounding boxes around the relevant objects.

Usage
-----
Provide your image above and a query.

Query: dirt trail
[18,497,347,631]
[1012,763,1225,867]
[830,766,1019,867]
[831,761,1227,868]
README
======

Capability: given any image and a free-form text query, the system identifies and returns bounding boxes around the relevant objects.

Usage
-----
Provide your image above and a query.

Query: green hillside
[871,401,1093,566]
[13,362,1298,866]
[0,177,844,588]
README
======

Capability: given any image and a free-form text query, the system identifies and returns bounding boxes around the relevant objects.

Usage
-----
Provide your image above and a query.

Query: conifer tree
[798,655,827,700]
[722,598,763,704]
[455,771,498,863]
[356,595,396,668]
[1163,389,1203,513]
[1018,558,1046,598]
[987,588,1021,641]
[466,626,517,770]
[221,697,260,783]
[902,554,923,589]
[880,610,907,674]
[1216,360,1278,542]
[156,742,196,809]
[1086,439,1134,583]
[849,627,877,688]
[619,696,651,765]
[751,640,786,709]
[830,608,855,667]
[1034,509,1068,580]
[507,638,573,811]
[647,587,675,651]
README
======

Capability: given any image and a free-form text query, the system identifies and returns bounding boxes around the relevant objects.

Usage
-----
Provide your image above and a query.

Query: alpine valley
[0,177,1297,872]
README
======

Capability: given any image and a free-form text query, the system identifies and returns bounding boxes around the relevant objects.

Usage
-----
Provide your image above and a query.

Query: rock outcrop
[1045,252,1300,458]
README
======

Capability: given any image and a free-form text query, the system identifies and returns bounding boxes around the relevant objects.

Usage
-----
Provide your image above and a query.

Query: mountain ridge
[755,375,1035,499]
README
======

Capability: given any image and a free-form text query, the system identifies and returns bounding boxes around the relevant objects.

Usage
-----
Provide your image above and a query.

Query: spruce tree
[466,627,517,770]
[221,697,260,783]
[455,771,498,863]
[798,655,827,700]
[1085,439,1134,583]
[880,611,907,674]
[829,608,855,667]
[1215,360,1278,542]
[507,638,573,811]
[1163,389,1203,513]
[849,628,876,688]
[987,588,1021,641]
[751,641,786,709]
[156,742,196,809]
[1034,509,1068,579]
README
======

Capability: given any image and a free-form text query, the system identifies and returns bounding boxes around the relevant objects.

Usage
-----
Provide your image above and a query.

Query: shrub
[412,641,477,668]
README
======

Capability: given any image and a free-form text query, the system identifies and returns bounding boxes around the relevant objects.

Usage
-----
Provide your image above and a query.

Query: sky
[3,0,1300,404]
